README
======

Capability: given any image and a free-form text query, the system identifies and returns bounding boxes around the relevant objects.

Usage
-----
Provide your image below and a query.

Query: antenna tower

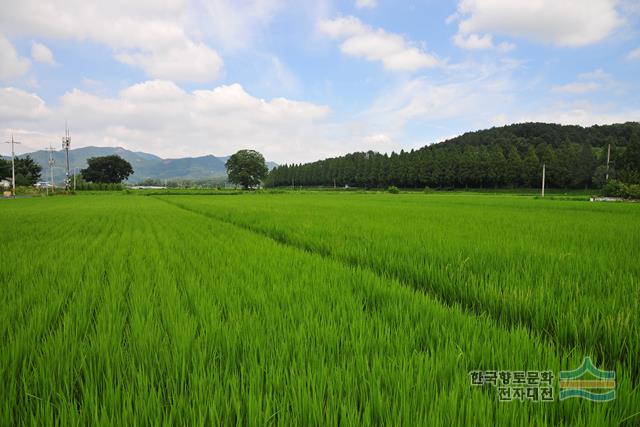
[62,123,71,191]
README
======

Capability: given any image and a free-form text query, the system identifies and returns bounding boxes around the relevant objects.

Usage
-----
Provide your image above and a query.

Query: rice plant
[1,194,638,425]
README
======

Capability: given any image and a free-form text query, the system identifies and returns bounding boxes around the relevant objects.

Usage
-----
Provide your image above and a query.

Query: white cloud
[452,0,621,47]
[453,33,492,50]
[31,41,56,65]
[552,82,601,94]
[0,81,338,163]
[254,55,300,96]
[519,103,640,127]
[627,47,640,60]
[356,60,522,141]
[0,87,50,120]
[362,133,395,148]
[318,16,440,71]
[552,69,615,94]
[453,33,515,52]
[0,35,30,80]
[115,42,222,82]
[366,70,516,130]
[355,0,377,9]
[0,0,223,82]
[193,0,285,50]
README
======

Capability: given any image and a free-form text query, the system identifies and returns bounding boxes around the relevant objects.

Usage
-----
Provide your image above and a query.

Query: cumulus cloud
[31,41,57,65]
[0,81,339,162]
[0,35,30,80]
[318,16,440,71]
[0,0,223,81]
[0,87,50,120]
[451,0,621,47]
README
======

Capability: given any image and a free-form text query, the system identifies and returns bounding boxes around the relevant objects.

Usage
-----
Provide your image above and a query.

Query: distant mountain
[7,146,277,183]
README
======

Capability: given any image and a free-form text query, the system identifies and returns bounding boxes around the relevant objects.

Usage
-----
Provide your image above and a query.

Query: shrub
[626,184,640,199]
[601,180,627,197]
[387,186,400,194]
[601,180,640,199]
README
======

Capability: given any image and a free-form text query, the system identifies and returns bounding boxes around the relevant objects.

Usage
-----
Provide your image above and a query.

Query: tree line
[266,122,640,189]
[1,154,135,189]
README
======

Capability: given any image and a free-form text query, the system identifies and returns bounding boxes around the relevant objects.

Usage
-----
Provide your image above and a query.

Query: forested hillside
[266,122,640,189]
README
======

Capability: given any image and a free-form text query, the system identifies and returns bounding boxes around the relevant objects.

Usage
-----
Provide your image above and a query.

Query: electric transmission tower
[62,124,71,191]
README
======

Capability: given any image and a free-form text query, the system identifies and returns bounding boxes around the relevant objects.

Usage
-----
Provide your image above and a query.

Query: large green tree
[1,156,43,185]
[225,149,269,189]
[0,155,42,186]
[15,156,43,186]
[81,155,133,183]
[0,158,10,180]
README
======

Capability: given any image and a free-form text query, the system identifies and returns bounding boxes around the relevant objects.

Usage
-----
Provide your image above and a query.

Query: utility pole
[4,134,21,198]
[541,163,546,198]
[48,144,56,193]
[62,124,71,191]
[605,143,611,182]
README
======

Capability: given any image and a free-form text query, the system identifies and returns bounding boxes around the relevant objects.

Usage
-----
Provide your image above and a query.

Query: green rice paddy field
[1,192,639,425]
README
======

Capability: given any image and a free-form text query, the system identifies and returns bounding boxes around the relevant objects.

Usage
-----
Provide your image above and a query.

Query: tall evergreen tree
[504,145,523,187]
[522,146,540,187]
[575,144,595,188]
[619,131,640,183]
[540,144,558,187]
[554,138,577,188]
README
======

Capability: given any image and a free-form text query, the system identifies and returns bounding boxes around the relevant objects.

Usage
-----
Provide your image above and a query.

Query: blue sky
[1,0,639,163]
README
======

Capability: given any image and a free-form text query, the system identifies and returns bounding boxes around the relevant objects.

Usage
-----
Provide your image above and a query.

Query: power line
[4,134,21,198]
[48,144,56,193]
